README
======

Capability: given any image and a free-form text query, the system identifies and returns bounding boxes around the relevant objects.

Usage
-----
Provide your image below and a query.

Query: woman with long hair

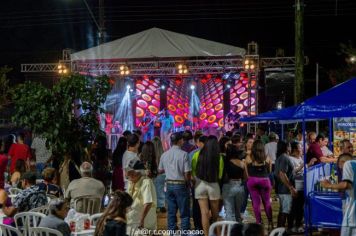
[112,137,127,191]
[246,140,273,230]
[222,144,246,222]
[151,136,166,212]
[195,136,224,236]
[140,141,158,179]
[91,135,110,187]
[95,190,133,236]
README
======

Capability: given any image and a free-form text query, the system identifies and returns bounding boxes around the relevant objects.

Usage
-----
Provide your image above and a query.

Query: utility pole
[294,0,304,104]
[82,0,105,45]
[99,0,105,44]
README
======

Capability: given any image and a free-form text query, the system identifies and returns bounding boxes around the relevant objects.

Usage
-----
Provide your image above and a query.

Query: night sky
[1,0,356,97]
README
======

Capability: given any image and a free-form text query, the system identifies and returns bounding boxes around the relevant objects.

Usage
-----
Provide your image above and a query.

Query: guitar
[140,110,164,132]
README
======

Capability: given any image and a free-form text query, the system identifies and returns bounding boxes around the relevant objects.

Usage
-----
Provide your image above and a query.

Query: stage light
[126,85,131,89]
[58,64,69,74]
[250,64,255,70]
[244,59,249,65]
[227,84,231,88]
[130,89,133,92]
[161,85,166,90]
[244,65,250,70]
[119,65,130,76]
[177,63,188,74]
[350,56,356,63]
[190,85,195,90]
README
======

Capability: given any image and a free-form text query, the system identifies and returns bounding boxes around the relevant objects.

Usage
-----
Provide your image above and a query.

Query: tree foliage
[0,67,13,110]
[329,42,356,85]
[12,74,111,155]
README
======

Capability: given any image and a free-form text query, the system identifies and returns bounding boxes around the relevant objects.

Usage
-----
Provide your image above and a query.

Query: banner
[333,117,356,156]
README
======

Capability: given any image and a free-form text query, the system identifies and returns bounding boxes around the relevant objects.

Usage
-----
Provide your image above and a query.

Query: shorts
[278,194,292,214]
[195,179,221,200]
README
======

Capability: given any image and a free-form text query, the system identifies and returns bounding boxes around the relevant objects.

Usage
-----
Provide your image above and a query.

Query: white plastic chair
[208,220,237,236]
[30,204,49,215]
[90,213,103,226]
[269,227,286,236]
[0,223,23,236]
[29,227,63,236]
[14,212,46,236]
[73,196,102,214]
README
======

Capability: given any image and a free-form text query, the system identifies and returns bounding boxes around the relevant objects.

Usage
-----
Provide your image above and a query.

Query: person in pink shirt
[8,133,31,174]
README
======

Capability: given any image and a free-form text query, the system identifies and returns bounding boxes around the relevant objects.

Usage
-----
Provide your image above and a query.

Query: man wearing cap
[126,159,157,230]
[65,162,105,213]
[2,171,48,216]
[158,132,192,233]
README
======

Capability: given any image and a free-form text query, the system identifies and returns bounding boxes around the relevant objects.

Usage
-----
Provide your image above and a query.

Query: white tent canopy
[71,28,245,61]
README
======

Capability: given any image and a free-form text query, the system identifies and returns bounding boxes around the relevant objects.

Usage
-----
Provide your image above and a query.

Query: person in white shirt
[321,137,334,157]
[122,134,140,191]
[265,132,279,169]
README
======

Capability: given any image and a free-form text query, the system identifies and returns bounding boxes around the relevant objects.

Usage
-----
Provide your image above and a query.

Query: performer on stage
[224,110,240,133]
[160,109,174,151]
[141,110,155,142]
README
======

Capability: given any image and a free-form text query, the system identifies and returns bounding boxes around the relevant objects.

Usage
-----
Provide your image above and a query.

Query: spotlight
[130,89,133,92]
[227,84,231,88]
[161,85,166,90]
[119,65,130,76]
[190,85,195,90]
[177,63,188,74]
[58,64,69,74]
[126,85,131,89]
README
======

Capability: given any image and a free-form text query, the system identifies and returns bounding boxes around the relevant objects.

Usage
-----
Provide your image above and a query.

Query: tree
[329,42,356,85]
[0,67,12,111]
[12,74,112,156]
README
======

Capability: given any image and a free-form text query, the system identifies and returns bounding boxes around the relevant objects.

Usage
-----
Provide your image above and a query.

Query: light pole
[82,0,105,44]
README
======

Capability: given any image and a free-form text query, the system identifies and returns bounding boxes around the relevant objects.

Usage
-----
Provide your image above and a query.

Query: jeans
[247,176,272,224]
[222,181,245,222]
[191,185,202,230]
[154,174,166,208]
[240,181,249,214]
[36,162,47,176]
[143,127,154,142]
[166,183,190,233]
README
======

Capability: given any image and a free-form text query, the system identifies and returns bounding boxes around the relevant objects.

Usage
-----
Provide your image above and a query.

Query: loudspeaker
[265,70,295,97]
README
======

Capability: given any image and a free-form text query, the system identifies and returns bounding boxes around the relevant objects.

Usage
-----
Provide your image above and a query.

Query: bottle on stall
[330,164,338,192]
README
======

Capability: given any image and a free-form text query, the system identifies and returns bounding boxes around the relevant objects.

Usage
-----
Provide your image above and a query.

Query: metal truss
[20,54,306,75]
[72,58,244,76]
[260,56,308,68]
[21,63,60,73]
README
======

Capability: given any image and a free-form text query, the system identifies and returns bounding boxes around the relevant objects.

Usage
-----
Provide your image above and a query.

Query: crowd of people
[0,126,355,236]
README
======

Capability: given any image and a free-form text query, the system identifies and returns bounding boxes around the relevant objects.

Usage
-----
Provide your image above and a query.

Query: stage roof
[71,28,246,61]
